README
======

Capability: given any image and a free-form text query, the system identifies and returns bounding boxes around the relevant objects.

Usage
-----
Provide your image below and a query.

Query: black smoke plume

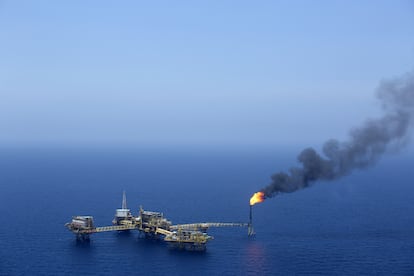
[262,72,414,198]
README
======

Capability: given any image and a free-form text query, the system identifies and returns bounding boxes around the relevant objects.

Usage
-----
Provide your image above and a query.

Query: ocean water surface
[0,147,413,275]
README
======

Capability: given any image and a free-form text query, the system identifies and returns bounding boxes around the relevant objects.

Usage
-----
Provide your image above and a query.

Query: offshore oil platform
[65,192,250,251]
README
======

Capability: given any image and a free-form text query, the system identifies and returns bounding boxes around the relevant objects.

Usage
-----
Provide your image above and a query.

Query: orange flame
[250,192,265,206]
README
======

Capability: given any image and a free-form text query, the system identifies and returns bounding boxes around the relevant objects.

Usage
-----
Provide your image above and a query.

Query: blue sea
[0,147,414,275]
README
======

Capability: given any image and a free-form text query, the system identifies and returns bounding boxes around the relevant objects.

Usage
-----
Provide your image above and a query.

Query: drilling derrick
[112,191,133,226]
[122,191,127,209]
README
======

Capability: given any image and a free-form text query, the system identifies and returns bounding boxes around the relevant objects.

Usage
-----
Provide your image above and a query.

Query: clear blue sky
[1,1,413,148]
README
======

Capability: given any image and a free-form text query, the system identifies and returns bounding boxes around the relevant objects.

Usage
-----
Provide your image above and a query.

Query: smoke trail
[262,72,414,198]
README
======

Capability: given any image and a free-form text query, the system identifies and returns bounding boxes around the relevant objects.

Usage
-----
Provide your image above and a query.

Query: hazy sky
[1,1,413,148]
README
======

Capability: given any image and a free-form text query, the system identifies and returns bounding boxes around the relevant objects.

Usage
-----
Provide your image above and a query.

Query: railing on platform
[95,225,137,232]
[170,222,248,230]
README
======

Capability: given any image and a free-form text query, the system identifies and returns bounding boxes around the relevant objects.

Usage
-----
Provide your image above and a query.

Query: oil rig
[65,192,249,251]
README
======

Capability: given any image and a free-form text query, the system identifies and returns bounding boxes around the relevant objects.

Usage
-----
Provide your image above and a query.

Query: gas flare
[250,192,265,206]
